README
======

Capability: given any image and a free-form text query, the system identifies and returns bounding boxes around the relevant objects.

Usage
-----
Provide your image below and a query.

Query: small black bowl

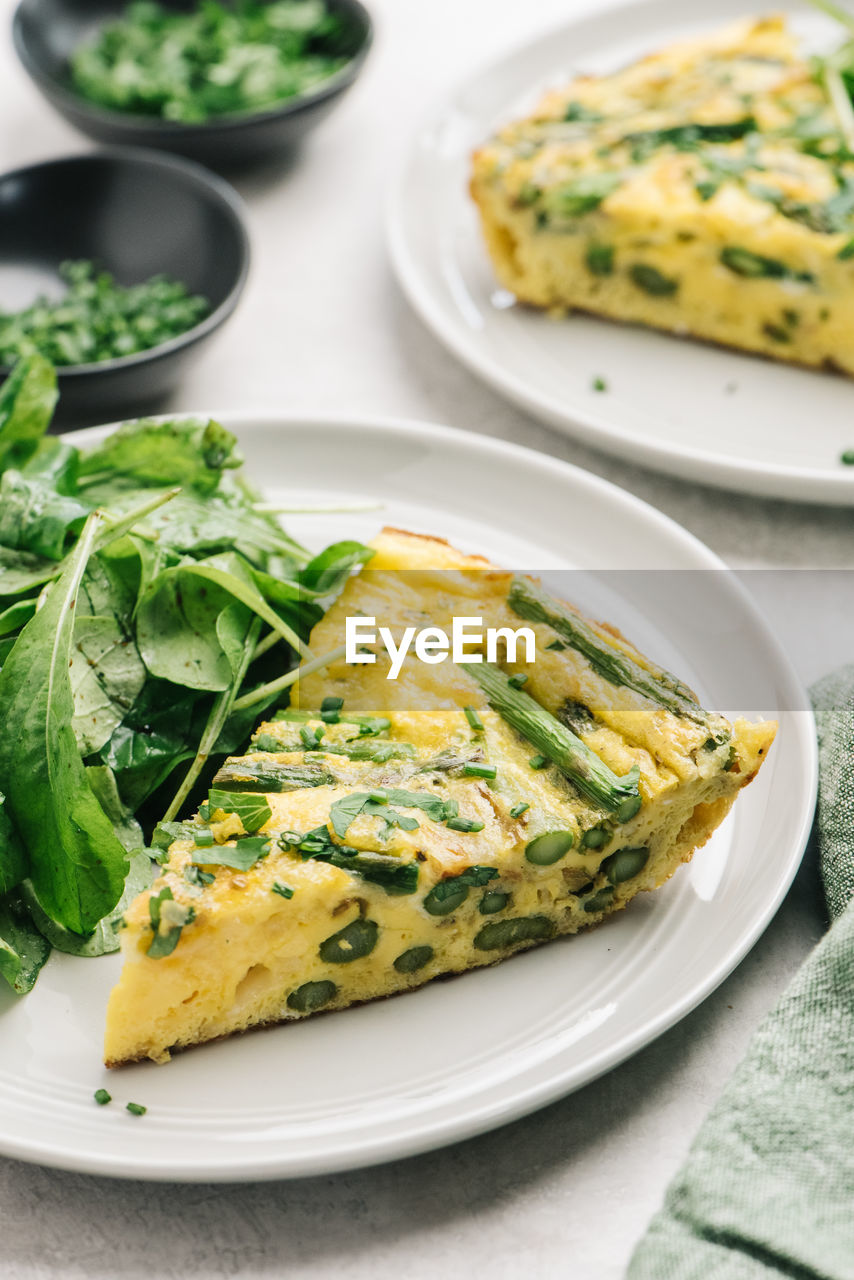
[13,0,373,170]
[0,149,250,426]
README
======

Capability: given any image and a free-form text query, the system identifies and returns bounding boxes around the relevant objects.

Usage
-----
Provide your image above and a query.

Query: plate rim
[0,410,818,1180]
[385,0,854,505]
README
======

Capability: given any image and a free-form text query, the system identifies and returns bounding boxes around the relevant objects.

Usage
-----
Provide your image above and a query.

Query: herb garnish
[0,261,209,369]
[70,0,352,123]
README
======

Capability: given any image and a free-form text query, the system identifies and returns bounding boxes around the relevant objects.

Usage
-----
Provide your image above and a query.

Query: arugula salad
[0,355,371,995]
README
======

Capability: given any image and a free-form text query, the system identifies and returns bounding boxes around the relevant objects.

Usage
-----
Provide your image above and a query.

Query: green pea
[479,890,511,915]
[287,980,338,1012]
[583,886,616,913]
[474,915,555,950]
[602,846,650,885]
[319,918,379,963]
[393,945,434,974]
[525,831,574,865]
[424,880,469,916]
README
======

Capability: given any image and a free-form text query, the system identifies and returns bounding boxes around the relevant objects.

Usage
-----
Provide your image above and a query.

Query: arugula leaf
[136,568,251,692]
[0,471,91,561]
[0,356,57,474]
[0,793,26,897]
[298,540,374,594]
[70,615,147,755]
[21,849,153,958]
[0,599,36,637]
[0,514,128,933]
[0,893,51,994]
[136,553,306,690]
[190,835,271,871]
[0,543,59,600]
[78,418,240,495]
[208,788,271,833]
[85,765,145,854]
[20,437,79,494]
[98,688,201,811]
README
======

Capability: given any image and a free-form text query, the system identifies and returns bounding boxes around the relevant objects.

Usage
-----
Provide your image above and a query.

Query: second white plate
[388,0,854,503]
[0,414,815,1180]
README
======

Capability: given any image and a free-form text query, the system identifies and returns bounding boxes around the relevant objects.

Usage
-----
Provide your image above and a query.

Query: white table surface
[0,0,847,1275]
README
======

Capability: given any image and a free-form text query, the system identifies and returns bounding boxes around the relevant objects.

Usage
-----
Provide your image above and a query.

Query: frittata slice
[470,16,854,373]
[104,530,776,1066]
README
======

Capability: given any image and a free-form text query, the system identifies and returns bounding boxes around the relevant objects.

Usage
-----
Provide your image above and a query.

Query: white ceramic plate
[0,414,815,1180]
[387,0,854,504]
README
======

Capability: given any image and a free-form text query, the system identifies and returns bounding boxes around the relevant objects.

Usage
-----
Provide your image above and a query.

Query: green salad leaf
[0,514,129,933]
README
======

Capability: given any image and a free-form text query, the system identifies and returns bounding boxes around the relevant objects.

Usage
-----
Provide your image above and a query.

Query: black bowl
[0,149,250,426]
[13,0,373,170]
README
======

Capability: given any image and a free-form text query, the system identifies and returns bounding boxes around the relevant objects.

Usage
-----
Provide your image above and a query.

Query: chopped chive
[126,1102,147,1117]
[94,1088,112,1106]
[446,817,485,833]
[464,705,484,732]
[194,829,214,847]
[463,762,497,779]
[529,754,548,769]
[507,673,528,689]
[509,802,530,818]
[841,450,854,465]
[592,376,608,392]
[272,882,295,899]
[545,638,566,651]
[320,696,344,724]
[838,238,854,259]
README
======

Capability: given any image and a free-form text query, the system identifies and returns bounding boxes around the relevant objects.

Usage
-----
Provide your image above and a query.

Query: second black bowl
[13,0,373,169]
[0,149,250,426]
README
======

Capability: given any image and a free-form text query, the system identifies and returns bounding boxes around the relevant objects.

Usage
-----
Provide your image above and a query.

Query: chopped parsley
[529,754,548,769]
[0,260,209,369]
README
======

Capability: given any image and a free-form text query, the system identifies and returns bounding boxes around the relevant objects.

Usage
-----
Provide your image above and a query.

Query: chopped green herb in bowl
[0,260,210,370]
[70,0,355,123]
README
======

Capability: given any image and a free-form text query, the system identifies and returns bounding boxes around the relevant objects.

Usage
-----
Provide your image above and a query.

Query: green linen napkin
[627,668,854,1280]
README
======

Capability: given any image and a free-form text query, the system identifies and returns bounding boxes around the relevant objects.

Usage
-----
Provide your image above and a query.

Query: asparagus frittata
[470,16,854,373]
[104,530,776,1065]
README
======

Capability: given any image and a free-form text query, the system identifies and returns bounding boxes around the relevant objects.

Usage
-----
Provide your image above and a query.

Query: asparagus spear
[508,576,714,728]
[212,760,336,792]
[461,661,640,820]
